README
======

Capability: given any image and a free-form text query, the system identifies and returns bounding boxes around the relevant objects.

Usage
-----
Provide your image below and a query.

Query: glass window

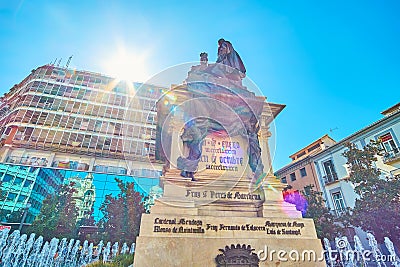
[307,143,320,152]
[7,193,16,200]
[281,176,287,183]
[332,191,346,212]
[300,168,307,177]
[14,178,23,185]
[297,151,306,158]
[323,160,337,182]
[290,173,296,182]
[379,132,399,154]
[23,180,33,187]
[3,174,13,182]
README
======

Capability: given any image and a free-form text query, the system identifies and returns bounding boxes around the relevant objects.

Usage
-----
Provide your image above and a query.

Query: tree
[28,182,80,240]
[98,178,145,244]
[284,185,343,239]
[78,207,96,227]
[342,141,400,247]
[302,186,344,240]
[77,207,101,243]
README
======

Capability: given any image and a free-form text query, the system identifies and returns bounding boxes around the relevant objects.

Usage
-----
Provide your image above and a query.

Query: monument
[133,40,325,266]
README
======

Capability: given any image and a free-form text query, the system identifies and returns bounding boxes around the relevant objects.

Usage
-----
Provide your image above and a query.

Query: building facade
[312,103,400,216]
[275,135,336,193]
[0,164,64,222]
[67,173,96,221]
[0,64,165,222]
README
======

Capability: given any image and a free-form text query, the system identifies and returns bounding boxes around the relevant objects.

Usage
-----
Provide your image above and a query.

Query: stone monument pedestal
[134,174,325,266]
[134,53,325,266]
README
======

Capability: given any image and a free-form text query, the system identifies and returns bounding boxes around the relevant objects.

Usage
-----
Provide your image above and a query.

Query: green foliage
[80,207,97,226]
[28,182,79,240]
[302,185,343,240]
[342,141,400,247]
[98,178,145,244]
[86,254,134,267]
[77,207,102,243]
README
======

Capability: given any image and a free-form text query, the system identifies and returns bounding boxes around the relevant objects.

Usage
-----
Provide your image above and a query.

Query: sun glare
[101,43,151,83]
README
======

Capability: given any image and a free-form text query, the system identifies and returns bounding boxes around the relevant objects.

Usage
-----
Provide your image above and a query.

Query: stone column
[88,157,96,172]
[262,174,302,218]
[47,152,56,167]
[167,111,185,170]
[0,147,11,162]
[259,126,273,175]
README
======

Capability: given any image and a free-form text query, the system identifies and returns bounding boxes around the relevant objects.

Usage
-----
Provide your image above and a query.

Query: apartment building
[275,135,336,193]
[0,64,165,221]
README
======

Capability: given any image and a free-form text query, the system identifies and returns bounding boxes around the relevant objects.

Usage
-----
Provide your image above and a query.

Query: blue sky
[1,0,399,170]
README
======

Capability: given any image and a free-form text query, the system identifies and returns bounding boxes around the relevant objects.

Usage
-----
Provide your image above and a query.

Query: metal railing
[383,148,400,164]
[323,172,339,184]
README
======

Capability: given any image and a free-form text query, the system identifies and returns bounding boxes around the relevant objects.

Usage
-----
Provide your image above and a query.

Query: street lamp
[18,202,31,231]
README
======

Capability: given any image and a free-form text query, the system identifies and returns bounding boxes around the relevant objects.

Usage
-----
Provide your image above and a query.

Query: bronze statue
[216,38,246,78]
[177,123,205,181]
[200,52,208,65]
[170,39,263,181]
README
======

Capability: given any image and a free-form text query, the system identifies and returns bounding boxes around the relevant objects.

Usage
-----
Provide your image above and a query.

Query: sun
[101,43,151,82]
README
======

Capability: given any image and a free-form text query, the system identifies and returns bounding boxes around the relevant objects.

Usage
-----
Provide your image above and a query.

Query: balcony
[383,148,400,165]
[323,172,339,185]
[6,156,48,167]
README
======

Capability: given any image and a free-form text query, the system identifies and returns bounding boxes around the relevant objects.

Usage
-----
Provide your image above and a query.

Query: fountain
[323,238,335,267]
[20,233,35,266]
[85,242,94,264]
[2,230,20,266]
[121,242,129,254]
[367,233,387,267]
[130,242,135,254]
[384,237,400,267]
[94,240,103,262]
[0,229,134,267]
[78,240,88,266]
[37,241,49,267]
[1,227,398,267]
[323,234,400,267]
[111,241,119,259]
[26,235,43,267]
[335,236,355,266]
[102,241,111,263]
[0,228,10,259]
[56,238,67,266]
[353,235,366,266]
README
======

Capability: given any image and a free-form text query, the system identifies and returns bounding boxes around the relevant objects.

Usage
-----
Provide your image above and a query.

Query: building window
[14,177,23,185]
[308,143,321,152]
[281,176,287,183]
[296,151,306,158]
[4,127,11,135]
[323,160,338,184]
[7,193,16,200]
[3,174,13,183]
[290,173,296,182]
[300,167,307,177]
[379,132,398,154]
[303,186,312,196]
[23,180,32,187]
[332,191,346,214]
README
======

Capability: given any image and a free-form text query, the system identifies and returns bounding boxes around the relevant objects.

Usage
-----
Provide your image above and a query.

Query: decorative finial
[200,52,208,64]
